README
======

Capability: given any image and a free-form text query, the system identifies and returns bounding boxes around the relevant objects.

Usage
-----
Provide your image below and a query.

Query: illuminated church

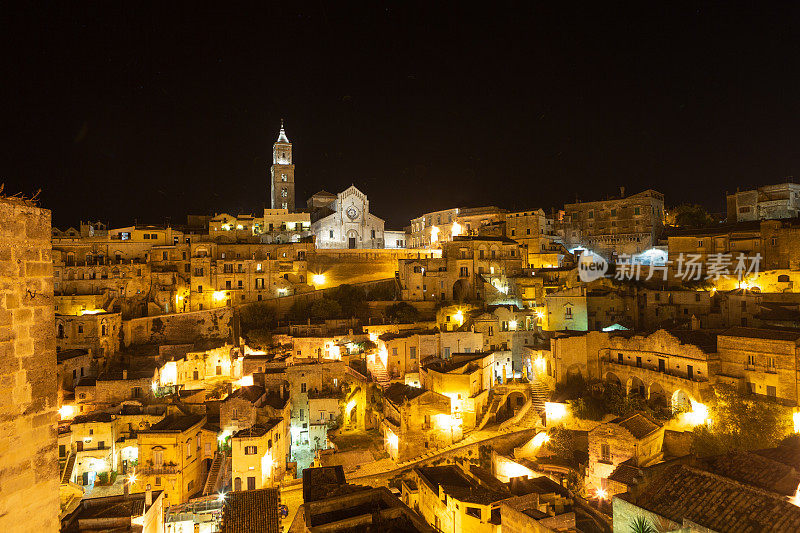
[268,122,404,249]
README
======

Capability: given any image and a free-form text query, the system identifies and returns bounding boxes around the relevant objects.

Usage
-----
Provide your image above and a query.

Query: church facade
[310,186,387,249]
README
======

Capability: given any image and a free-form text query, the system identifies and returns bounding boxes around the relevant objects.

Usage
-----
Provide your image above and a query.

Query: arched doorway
[648,382,666,402]
[671,389,692,413]
[605,372,622,388]
[453,279,470,302]
[234,477,242,491]
[627,376,646,397]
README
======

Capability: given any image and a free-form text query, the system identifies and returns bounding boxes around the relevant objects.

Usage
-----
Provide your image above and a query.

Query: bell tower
[270,119,295,211]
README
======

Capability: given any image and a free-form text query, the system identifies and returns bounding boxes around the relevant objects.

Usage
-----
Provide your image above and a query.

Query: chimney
[122,369,127,380]
[620,186,625,198]
[145,487,153,507]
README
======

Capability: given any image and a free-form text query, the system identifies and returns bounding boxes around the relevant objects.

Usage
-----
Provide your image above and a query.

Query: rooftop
[614,412,662,440]
[620,464,800,532]
[231,419,282,439]
[720,326,800,343]
[145,414,205,433]
[222,488,280,533]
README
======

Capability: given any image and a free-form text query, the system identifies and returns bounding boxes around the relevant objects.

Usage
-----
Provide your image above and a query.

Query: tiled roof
[622,464,800,532]
[700,450,800,496]
[231,418,282,439]
[607,458,642,486]
[721,326,800,342]
[72,411,115,424]
[146,414,204,432]
[222,488,279,533]
[384,383,426,405]
[615,412,662,440]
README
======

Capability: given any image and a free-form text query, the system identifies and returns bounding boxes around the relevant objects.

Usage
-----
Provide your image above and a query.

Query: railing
[601,358,709,383]
[139,465,180,475]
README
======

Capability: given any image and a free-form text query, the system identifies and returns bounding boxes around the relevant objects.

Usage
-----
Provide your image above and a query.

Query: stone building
[587,412,664,495]
[399,236,524,302]
[557,188,665,258]
[55,311,122,361]
[406,465,509,533]
[0,197,60,532]
[310,185,387,249]
[408,206,506,249]
[717,327,800,404]
[727,182,800,222]
[136,414,216,507]
[270,121,295,211]
[419,352,499,429]
[380,383,452,462]
[601,329,717,409]
[231,418,288,490]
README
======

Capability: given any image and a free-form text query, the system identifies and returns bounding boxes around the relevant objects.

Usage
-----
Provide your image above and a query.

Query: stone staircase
[366,358,391,389]
[202,452,225,496]
[61,452,76,484]
[528,380,550,414]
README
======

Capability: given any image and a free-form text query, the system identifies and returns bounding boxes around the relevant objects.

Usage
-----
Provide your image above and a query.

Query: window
[155,477,161,486]
[601,443,611,462]
[371,229,376,239]
[444,347,451,358]
[565,307,573,318]
[634,207,640,215]
[466,507,481,519]
[392,347,398,356]
[244,446,258,455]
[78,324,84,334]
[98,441,105,450]
[767,385,777,397]
[459,266,469,277]
[410,347,417,360]
[617,353,623,364]
[329,230,334,238]
[301,383,307,393]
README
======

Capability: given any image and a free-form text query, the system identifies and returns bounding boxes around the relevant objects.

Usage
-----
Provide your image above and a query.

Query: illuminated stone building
[587,412,665,495]
[188,241,313,310]
[727,181,800,222]
[310,185,387,249]
[231,418,288,490]
[716,327,800,404]
[270,121,295,211]
[380,383,452,462]
[136,414,217,507]
[408,206,506,249]
[556,188,665,257]
[399,236,524,302]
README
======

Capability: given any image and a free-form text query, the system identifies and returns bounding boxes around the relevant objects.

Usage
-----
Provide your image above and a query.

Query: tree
[692,384,792,456]
[310,298,342,320]
[238,302,276,333]
[384,302,419,324]
[672,204,714,228]
[330,284,367,318]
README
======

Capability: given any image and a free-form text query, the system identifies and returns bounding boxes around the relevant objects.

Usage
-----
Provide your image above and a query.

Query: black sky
[2,3,800,229]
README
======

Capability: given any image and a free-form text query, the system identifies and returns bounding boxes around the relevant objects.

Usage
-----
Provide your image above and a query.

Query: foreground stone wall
[0,199,59,532]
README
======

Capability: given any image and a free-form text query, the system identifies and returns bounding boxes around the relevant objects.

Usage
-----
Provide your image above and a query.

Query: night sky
[2,3,800,230]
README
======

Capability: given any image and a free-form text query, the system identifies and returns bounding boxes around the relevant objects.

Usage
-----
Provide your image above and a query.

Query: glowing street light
[596,488,608,500]
[313,274,325,285]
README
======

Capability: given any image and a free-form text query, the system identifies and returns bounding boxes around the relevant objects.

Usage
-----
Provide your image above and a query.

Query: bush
[692,384,792,457]
[310,298,342,320]
[239,302,276,332]
[385,302,419,324]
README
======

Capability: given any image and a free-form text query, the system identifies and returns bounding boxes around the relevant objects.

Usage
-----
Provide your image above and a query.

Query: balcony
[139,464,180,475]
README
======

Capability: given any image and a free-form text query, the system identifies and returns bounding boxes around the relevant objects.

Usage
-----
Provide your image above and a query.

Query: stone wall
[0,199,59,532]
[122,306,235,346]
